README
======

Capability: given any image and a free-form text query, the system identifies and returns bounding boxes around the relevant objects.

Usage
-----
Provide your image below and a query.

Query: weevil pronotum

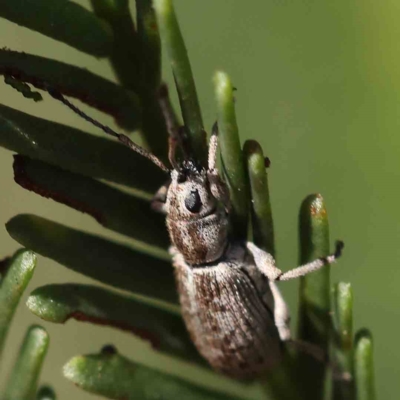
[47,85,344,380]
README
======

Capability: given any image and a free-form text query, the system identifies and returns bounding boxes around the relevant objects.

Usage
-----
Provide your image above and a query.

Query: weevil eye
[185,189,202,213]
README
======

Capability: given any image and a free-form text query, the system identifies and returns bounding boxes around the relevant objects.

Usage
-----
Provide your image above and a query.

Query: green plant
[0,1,376,399]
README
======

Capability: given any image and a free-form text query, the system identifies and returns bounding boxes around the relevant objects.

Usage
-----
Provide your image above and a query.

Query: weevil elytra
[48,86,344,380]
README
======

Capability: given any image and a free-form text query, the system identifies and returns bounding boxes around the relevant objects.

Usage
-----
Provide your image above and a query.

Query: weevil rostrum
[49,86,344,380]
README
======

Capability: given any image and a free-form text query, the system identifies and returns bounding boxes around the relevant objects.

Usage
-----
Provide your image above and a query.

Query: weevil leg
[151,180,170,214]
[268,281,291,341]
[276,241,344,281]
[247,241,344,282]
[246,242,283,280]
[207,122,231,210]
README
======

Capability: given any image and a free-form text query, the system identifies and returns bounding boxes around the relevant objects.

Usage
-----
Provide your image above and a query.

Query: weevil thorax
[166,160,229,265]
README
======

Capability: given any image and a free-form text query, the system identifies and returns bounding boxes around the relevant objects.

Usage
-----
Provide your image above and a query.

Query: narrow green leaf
[0,49,141,131]
[3,325,49,400]
[332,282,355,400]
[214,71,248,238]
[154,0,206,164]
[136,0,162,92]
[90,0,168,159]
[6,214,177,303]
[27,283,203,365]
[354,329,376,400]
[296,194,331,400]
[243,140,274,255]
[36,386,56,400]
[13,155,169,249]
[0,249,37,361]
[0,103,165,192]
[64,347,242,400]
[90,0,141,92]
[0,0,112,57]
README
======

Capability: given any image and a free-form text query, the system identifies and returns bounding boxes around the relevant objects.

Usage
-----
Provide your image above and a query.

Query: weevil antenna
[47,88,170,173]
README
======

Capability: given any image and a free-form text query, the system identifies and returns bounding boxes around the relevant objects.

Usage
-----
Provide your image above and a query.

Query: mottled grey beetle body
[172,243,281,379]
[156,159,283,378]
[151,123,343,379]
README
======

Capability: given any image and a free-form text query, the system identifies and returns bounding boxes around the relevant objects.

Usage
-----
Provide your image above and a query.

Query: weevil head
[166,160,229,265]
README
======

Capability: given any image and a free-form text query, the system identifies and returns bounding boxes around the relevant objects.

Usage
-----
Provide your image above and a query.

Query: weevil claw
[334,241,345,259]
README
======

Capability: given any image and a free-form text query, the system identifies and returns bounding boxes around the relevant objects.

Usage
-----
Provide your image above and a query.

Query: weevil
[48,86,344,380]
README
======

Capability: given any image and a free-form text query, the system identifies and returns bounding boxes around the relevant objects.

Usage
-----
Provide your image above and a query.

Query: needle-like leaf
[0,103,165,192]
[354,329,376,400]
[0,49,141,130]
[136,0,162,92]
[214,71,248,238]
[91,0,168,158]
[0,0,112,57]
[3,325,49,400]
[27,284,204,365]
[90,0,141,92]
[243,140,274,255]
[6,214,177,303]
[64,347,243,400]
[332,282,355,400]
[297,194,331,399]
[0,249,37,361]
[154,0,206,163]
[13,155,169,249]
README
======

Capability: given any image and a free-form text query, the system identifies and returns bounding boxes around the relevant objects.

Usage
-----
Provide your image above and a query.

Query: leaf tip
[63,355,83,382]
[28,324,49,345]
[244,140,268,172]
[355,328,373,350]
[301,193,327,217]
[19,249,37,271]
[214,70,232,96]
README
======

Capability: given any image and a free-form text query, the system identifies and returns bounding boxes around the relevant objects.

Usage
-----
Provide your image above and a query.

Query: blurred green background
[0,1,397,399]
